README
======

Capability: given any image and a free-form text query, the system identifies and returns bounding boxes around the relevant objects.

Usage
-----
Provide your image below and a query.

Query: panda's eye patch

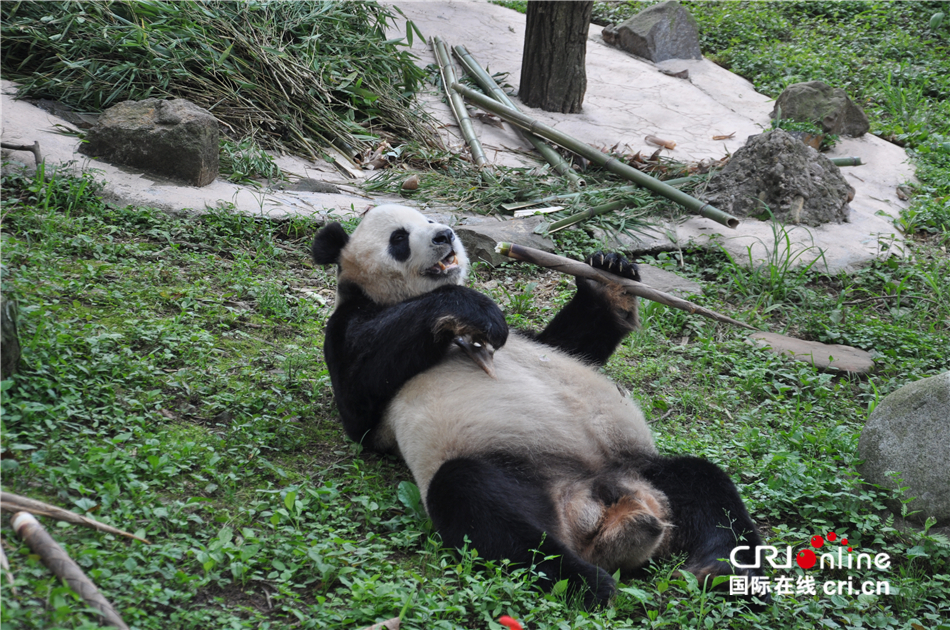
[388,228,411,262]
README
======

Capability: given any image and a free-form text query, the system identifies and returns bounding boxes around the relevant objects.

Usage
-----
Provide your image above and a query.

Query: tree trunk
[1,299,19,380]
[519,1,593,114]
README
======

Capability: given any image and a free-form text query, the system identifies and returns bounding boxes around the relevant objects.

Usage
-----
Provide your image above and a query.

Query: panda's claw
[454,335,497,379]
[586,251,641,283]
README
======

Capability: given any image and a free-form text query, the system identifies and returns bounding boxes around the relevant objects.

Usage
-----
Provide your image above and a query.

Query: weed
[771,117,839,151]
[219,137,285,186]
[4,161,950,630]
[718,212,827,310]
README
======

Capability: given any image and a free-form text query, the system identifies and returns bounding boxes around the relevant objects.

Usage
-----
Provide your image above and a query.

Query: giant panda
[312,204,764,608]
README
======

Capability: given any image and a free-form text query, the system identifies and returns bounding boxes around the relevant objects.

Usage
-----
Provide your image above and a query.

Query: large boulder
[602,1,702,63]
[858,372,950,526]
[702,129,854,226]
[80,98,219,186]
[771,81,870,137]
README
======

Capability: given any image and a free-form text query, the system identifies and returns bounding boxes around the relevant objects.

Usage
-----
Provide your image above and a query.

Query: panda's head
[311,204,470,306]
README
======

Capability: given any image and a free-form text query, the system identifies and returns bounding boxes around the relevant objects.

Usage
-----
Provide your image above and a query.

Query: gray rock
[748,331,874,373]
[602,1,702,63]
[588,223,677,256]
[771,81,870,137]
[858,372,950,525]
[637,264,702,297]
[281,178,340,194]
[80,98,219,187]
[703,129,854,226]
[455,216,555,266]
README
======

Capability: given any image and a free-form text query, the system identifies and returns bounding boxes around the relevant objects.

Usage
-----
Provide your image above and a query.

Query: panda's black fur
[313,205,764,608]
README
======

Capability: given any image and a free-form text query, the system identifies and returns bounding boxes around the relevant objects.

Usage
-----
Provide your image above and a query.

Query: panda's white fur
[387,336,655,500]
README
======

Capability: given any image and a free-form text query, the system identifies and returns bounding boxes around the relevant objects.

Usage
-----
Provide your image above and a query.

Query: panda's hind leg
[426,456,615,609]
[640,456,765,586]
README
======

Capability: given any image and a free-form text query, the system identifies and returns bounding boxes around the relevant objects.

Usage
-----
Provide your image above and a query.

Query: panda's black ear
[311,222,350,265]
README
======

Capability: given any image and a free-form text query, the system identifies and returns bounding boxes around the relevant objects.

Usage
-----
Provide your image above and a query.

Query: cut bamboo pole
[547,199,637,233]
[452,44,584,189]
[452,82,740,229]
[495,242,756,330]
[0,492,150,544]
[501,176,699,212]
[431,38,489,168]
[12,512,130,629]
[829,156,863,167]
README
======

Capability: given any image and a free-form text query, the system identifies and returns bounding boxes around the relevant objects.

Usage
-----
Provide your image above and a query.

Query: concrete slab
[748,331,875,373]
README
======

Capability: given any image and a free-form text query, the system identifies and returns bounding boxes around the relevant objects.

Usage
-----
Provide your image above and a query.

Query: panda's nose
[432,229,454,245]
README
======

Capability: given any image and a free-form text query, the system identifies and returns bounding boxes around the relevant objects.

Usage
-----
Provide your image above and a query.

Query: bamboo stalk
[547,199,635,233]
[12,512,130,629]
[451,83,740,229]
[432,38,489,168]
[452,44,584,189]
[501,176,699,212]
[0,492,151,544]
[495,242,756,330]
[829,156,863,167]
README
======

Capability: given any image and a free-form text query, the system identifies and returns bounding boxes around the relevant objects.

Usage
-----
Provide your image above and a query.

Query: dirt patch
[702,129,854,227]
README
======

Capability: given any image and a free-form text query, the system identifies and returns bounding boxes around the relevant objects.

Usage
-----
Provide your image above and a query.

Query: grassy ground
[2,165,948,630]
[3,1,950,629]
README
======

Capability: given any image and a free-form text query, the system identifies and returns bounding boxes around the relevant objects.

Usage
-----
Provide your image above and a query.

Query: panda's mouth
[424,251,459,276]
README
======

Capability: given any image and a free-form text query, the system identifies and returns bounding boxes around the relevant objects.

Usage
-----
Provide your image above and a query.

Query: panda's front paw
[586,251,641,283]
[434,314,506,378]
[433,313,507,350]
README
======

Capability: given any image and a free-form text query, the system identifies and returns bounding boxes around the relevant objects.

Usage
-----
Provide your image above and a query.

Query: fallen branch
[501,176,698,212]
[360,617,400,630]
[0,537,17,595]
[1,141,43,166]
[0,492,151,544]
[829,156,863,167]
[12,512,130,629]
[495,242,756,331]
[547,198,638,233]
[645,135,676,150]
